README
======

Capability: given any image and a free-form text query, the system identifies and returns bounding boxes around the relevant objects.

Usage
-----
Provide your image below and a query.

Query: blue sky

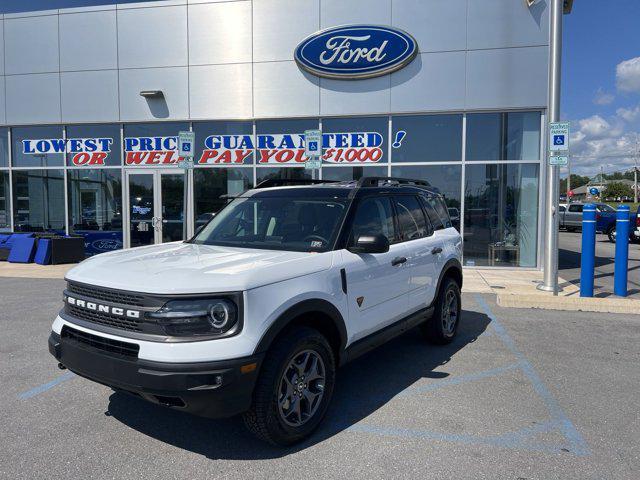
[563,0,640,175]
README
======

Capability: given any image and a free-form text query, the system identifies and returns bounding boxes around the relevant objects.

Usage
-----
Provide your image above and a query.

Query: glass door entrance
[127,170,187,247]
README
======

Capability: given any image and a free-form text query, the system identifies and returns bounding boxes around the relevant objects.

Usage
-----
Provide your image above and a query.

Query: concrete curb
[497,293,640,315]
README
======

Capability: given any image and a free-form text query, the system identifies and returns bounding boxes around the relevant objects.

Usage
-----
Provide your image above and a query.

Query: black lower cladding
[49,328,263,418]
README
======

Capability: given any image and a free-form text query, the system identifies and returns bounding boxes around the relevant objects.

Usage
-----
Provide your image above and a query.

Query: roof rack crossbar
[255,178,339,189]
[356,177,432,188]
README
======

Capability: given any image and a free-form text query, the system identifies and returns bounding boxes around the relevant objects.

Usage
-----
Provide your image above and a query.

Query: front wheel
[421,278,461,345]
[607,227,616,243]
[243,327,335,446]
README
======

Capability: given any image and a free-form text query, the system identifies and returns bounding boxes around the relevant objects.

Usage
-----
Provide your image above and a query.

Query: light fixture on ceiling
[139,90,164,98]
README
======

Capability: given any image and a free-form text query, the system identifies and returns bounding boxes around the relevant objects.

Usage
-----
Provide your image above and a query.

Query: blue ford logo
[295,25,418,79]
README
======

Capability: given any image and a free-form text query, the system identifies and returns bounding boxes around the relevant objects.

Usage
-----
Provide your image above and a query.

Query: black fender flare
[253,299,348,356]
[431,258,463,306]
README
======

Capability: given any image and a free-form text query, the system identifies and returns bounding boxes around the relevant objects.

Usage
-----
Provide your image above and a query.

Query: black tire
[421,278,461,345]
[243,326,335,446]
[607,227,616,243]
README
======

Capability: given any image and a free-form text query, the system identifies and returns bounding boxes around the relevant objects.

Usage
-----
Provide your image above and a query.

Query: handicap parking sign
[549,122,570,152]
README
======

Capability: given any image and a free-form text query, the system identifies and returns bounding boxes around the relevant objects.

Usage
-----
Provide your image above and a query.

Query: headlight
[148,298,239,337]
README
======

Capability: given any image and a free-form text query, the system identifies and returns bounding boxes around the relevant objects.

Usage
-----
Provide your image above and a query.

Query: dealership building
[0,0,571,267]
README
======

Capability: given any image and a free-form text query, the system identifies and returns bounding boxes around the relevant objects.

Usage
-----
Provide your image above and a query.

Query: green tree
[560,174,591,192]
[604,181,633,199]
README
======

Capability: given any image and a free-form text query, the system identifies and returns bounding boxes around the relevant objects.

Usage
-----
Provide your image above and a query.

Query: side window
[568,204,583,213]
[394,195,430,241]
[559,205,566,212]
[433,197,452,228]
[350,197,396,244]
[421,196,444,230]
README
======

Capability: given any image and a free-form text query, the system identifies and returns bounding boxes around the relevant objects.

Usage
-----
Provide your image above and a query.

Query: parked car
[559,202,638,243]
[48,177,463,446]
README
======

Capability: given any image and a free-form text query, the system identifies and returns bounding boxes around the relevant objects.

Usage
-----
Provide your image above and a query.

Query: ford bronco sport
[49,177,463,445]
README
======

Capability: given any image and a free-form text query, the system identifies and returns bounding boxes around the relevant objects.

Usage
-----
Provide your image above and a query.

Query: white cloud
[616,57,640,93]
[616,104,640,122]
[593,88,614,105]
[569,114,637,175]
[576,115,622,139]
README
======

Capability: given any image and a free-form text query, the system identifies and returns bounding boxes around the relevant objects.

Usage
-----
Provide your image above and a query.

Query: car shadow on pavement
[106,308,491,459]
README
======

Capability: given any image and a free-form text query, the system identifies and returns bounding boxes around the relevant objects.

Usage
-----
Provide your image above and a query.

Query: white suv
[49,177,463,445]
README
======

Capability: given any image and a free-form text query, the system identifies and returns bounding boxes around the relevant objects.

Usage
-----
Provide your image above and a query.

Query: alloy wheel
[441,289,458,336]
[277,350,326,427]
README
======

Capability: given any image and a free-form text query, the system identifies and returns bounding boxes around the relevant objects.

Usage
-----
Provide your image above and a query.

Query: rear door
[393,195,440,314]
[341,196,409,341]
[566,204,583,227]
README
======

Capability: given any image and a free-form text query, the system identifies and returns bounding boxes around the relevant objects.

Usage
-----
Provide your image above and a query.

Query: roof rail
[255,178,339,189]
[356,177,432,188]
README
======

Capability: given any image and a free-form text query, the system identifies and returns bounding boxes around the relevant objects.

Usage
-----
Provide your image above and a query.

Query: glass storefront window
[0,171,10,231]
[68,169,123,256]
[391,164,462,230]
[193,121,254,166]
[322,116,388,165]
[0,128,8,168]
[12,169,65,232]
[466,112,541,161]
[66,124,122,167]
[193,168,253,228]
[255,118,319,166]
[256,167,312,185]
[391,115,462,163]
[463,163,539,267]
[124,122,189,167]
[12,126,65,167]
[322,166,387,181]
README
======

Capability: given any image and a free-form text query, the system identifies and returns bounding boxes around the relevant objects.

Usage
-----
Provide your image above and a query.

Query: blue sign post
[614,205,630,297]
[580,204,597,297]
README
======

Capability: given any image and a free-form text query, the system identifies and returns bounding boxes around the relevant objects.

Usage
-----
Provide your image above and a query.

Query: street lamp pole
[540,0,564,294]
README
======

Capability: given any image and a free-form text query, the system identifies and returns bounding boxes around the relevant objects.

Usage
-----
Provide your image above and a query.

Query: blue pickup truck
[559,202,639,243]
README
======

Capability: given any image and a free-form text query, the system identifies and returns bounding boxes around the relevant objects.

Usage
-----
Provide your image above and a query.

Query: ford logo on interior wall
[294,25,418,80]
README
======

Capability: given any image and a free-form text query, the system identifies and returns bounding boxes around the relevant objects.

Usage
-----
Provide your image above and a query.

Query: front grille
[67,282,146,307]
[62,326,140,358]
[67,304,143,332]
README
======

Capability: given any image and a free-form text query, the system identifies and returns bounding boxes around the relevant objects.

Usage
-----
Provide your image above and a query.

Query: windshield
[192,196,349,252]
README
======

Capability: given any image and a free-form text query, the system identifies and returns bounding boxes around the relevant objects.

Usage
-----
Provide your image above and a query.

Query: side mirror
[348,234,390,254]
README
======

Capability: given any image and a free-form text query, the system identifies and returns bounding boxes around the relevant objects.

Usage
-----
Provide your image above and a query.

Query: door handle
[391,256,407,266]
[431,247,443,255]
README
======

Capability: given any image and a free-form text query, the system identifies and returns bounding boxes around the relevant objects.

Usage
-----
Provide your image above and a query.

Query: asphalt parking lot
[559,230,640,298]
[2,277,639,479]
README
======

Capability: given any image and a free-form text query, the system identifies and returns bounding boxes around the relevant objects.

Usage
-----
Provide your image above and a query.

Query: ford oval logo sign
[294,25,418,79]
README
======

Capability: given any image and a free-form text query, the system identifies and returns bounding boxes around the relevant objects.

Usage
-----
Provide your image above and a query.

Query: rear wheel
[421,278,461,345]
[243,327,335,446]
[607,227,616,243]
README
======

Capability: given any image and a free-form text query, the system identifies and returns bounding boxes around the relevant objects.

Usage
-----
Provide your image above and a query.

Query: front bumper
[49,330,263,419]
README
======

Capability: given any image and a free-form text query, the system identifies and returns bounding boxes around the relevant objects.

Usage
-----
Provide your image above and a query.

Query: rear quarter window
[422,195,452,230]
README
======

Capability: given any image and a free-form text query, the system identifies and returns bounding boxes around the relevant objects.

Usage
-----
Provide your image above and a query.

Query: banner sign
[23,138,113,166]
[23,130,394,167]
[198,131,386,165]
[294,25,418,79]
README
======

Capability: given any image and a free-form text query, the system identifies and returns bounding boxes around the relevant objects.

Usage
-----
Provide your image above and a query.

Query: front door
[126,170,186,247]
[341,196,410,342]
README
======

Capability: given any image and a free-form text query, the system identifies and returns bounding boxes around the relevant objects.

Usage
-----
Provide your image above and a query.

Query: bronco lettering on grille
[65,295,141,319]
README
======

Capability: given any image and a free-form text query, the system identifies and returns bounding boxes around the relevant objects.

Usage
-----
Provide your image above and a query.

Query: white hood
[66,242,334,294]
